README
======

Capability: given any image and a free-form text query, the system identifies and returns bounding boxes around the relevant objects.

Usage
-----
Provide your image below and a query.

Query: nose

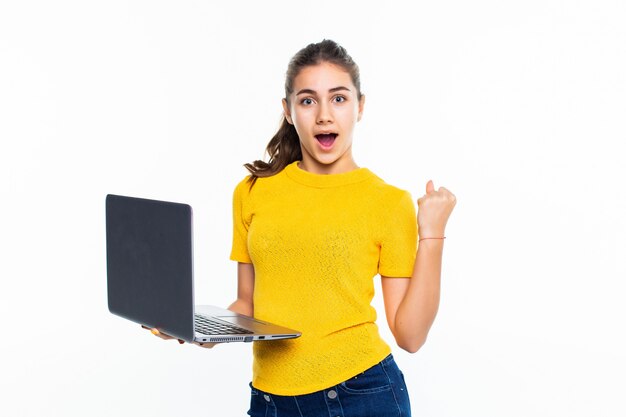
[316,101,333,124]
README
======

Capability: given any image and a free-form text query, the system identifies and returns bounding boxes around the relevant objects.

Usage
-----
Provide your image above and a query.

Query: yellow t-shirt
[230,161,418,395]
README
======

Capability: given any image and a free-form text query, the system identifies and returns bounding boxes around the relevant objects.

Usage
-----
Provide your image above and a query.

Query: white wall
[1,1,625,416]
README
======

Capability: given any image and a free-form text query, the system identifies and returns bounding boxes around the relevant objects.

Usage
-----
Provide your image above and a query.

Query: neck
[298,150,359,175]
[298,159,359,175]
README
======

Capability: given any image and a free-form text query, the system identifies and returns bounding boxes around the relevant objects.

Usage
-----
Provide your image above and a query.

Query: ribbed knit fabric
[230,161,418,395]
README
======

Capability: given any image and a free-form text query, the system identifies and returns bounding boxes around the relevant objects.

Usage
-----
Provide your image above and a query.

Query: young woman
[150,39,456,416]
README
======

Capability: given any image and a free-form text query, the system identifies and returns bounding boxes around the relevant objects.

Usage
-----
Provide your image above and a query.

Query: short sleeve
[378,191,418,277]
[229,177,252,263]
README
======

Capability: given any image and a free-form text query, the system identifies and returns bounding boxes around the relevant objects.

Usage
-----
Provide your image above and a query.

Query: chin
[314,155,342,166]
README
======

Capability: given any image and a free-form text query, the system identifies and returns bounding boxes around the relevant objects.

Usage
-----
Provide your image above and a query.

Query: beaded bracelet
[418,237,446,242]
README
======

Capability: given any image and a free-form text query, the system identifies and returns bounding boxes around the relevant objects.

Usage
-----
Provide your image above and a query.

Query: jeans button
[327,389,337,399]
[264,394,270,402]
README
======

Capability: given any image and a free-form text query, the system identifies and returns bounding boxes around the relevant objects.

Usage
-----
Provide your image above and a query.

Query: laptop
[105,194,301,344]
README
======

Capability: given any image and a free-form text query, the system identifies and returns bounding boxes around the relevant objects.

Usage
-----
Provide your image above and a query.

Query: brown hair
[244,39,363,185]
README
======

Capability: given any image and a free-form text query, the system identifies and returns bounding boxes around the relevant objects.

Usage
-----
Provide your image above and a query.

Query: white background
[1,1,625,416]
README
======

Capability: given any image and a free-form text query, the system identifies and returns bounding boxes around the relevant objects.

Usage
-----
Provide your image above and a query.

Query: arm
[227,262,255,317]
[381,239,443,353]
[381,180,455,353]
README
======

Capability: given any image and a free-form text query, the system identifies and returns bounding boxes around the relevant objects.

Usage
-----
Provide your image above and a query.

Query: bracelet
[419,237,446,242]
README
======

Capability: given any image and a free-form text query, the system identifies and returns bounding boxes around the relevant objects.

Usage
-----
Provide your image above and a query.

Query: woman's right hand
[141,325,217,348]
[141,325,184,343]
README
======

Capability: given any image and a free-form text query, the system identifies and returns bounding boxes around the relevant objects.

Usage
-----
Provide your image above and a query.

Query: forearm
[394,239,444,353]
[228,262,255,317]
[228,298,254,317]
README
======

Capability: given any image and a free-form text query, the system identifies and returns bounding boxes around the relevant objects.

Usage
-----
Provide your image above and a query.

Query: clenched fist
[416,180,456,238]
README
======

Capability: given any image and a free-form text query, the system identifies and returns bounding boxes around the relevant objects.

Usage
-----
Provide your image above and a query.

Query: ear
[282,98,293,125]
[357,94,366,122]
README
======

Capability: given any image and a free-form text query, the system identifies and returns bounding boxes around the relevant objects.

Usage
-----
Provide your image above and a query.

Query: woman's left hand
[416,180,456,237]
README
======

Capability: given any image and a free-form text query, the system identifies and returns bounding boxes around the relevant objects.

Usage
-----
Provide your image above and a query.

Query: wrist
[417,228,446,239]
[418,236,446,243]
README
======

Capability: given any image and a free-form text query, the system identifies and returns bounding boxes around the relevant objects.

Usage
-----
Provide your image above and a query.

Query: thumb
[426,180,435,194]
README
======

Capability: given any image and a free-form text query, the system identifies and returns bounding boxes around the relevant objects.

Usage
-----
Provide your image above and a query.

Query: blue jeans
[247,354,411,417]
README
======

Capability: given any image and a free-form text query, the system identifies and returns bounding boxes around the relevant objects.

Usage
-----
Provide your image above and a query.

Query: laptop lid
[106,194,195,342]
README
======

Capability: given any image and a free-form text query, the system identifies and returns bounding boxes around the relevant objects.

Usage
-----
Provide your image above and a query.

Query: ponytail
[244,117,302,186]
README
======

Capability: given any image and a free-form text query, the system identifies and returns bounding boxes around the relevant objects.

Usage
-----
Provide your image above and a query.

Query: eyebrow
[295,86,351,96]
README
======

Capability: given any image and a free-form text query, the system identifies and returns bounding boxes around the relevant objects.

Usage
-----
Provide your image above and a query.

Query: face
[282,62,365,175]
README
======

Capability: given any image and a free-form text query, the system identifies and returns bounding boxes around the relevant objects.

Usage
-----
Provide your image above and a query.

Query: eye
[300,98,314,105]
[333,95,346,103]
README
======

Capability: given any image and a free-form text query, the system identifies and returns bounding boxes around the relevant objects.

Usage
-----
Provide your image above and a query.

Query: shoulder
[364,170,414,205]
[233,175,253,198]
[232,168,291,201]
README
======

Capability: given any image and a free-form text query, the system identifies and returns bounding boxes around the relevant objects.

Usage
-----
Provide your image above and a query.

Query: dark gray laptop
[105,194,301,344]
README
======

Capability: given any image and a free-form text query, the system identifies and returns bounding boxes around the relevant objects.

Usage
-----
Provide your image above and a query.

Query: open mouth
[315,133,338,148]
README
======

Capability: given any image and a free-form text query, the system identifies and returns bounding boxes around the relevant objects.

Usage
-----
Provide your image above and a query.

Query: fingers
[426,180,435,194]
[417,183,457,210]
[141,325,180,341]
[153,331,173,340]
[419,183,456,200]
[418,181,440,205]
[194,341,217,349]
[437,187,457,205]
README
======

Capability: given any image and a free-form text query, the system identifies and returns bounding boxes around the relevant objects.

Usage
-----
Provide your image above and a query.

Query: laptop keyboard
[194,314,254,335]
